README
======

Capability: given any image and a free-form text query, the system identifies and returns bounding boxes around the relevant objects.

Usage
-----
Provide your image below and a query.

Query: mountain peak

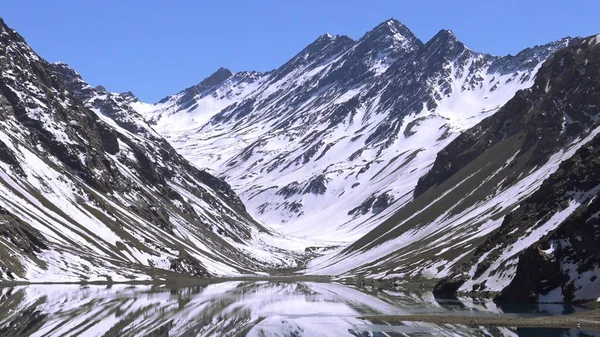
[52,61,80,76]
[434,29,457,41]
[0,17,26,43]
[313,33,335,45]
[382,17,404,26]
[269,32,354,81]
[374,18,410,35]
[426,29,462,48]
[51,62,87,85]
[199,67,233,87]
[119,91,139,103]
[312,32,354,46]
[0,17,9,32]
[50,61,92,97]
[360,18,423,53]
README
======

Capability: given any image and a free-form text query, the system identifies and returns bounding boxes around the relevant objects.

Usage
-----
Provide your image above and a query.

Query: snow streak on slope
[134,19,571,243]
[308,126,600,279]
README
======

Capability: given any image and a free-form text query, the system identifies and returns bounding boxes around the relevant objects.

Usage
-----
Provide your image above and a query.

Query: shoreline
[0,275,333,287]
[360,309,600,331]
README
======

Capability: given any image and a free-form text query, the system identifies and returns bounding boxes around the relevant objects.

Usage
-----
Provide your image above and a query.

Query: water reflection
[0,281,597,337]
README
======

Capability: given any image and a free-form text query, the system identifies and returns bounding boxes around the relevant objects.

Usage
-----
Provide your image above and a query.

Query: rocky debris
[169,251,210,278]
[276,182,301,199]
[96,122,120,155]
[0,207,47,256]
[0,137,23,176]
[349,192,395,216]
[303,175,328,195]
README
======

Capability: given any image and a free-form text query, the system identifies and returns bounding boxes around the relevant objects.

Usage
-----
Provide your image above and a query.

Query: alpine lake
[0,280,599,336]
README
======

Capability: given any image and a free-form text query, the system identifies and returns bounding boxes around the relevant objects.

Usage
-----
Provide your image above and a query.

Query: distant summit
[200,67,233,87]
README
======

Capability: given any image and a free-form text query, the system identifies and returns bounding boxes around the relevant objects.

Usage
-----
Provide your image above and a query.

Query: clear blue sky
[3,0,599,102]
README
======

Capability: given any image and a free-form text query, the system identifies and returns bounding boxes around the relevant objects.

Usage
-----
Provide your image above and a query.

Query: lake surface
[0,281,598,336]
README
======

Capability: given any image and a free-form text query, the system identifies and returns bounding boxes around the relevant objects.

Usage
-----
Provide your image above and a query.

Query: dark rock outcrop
[415,36,590,197]
[495,133,600,303]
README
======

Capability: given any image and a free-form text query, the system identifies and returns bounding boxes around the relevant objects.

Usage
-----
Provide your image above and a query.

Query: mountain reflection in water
[0,281,597,337]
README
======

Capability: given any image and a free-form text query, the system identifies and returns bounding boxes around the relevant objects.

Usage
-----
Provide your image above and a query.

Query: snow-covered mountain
[0,17,301,282]
[2,13,599,304]
[132,19,600,302]
[134,19,573,244]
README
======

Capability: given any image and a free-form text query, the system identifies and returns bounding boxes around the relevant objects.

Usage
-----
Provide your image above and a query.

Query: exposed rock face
[0,17,296,282]
[495,134,600,303]
[169,251,210,278]
[50,62,253,217]
[348,192,394,216]
[428,35,600,302]
[0,206,48,280]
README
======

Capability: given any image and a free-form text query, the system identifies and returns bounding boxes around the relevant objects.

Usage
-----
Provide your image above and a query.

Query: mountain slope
[134,19,573,244]
[0,18,298,282]
[309,35,600,303]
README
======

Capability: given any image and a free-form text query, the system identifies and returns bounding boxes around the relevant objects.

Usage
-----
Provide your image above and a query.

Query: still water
[0,281,597,337]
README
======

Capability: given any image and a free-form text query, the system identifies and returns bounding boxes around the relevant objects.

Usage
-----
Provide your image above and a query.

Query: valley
[0,14,599,311]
